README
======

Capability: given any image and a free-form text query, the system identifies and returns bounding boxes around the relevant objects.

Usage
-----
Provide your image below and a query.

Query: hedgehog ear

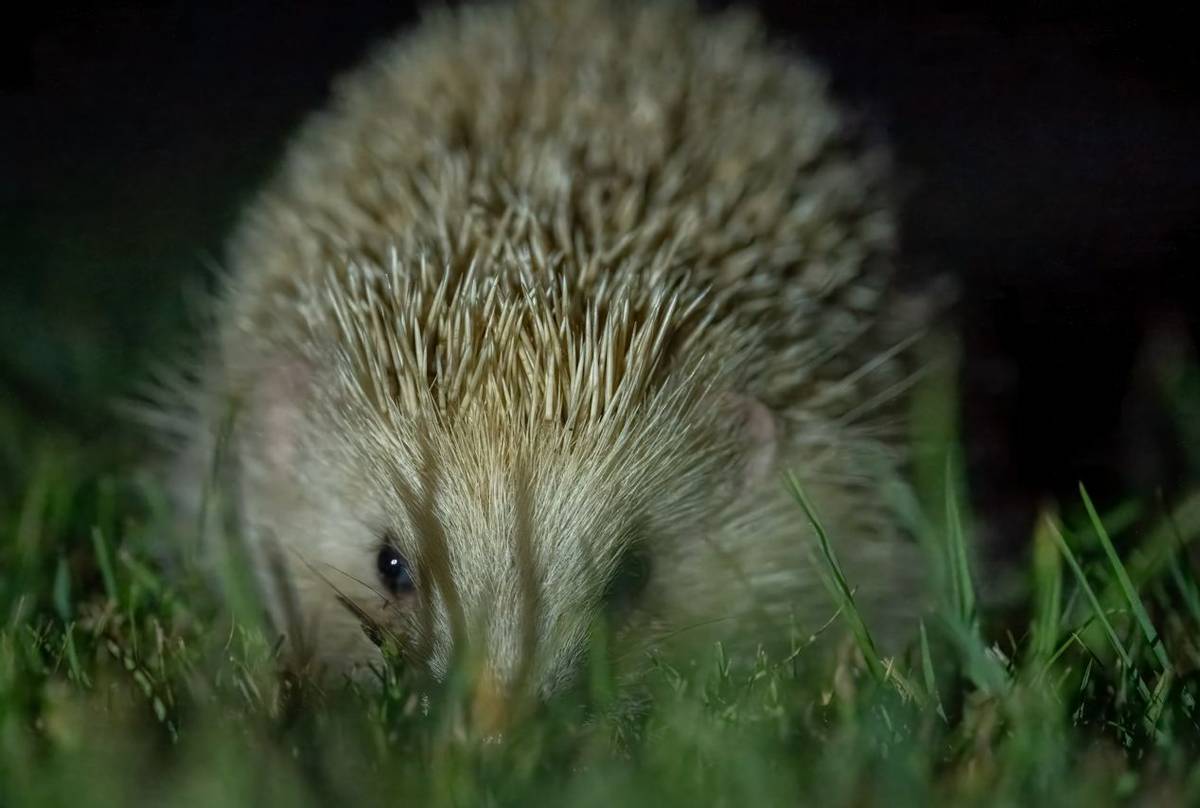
[249,355,314,474]
[724,393,778,492]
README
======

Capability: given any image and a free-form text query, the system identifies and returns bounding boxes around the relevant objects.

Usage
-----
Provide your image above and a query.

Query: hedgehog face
[348,422,703,704]
[238,351,776,718]
[229,255,781,725]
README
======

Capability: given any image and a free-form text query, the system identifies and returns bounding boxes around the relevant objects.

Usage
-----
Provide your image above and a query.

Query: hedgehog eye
[603,547,651,612]
[377,542,414,595]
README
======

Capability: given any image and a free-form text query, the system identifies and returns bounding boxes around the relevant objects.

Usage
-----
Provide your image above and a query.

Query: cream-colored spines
[222,0,900,416]
[201,0,922,691]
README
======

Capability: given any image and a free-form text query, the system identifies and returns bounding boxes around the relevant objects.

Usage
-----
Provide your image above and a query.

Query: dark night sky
[9,1,1200,558]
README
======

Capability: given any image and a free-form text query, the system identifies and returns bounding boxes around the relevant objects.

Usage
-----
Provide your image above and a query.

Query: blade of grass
[91,527,119,604]
[944,453,976,627]
[1114,491,1200,591]
[62,623,90,688]
[936,612,1009,695]
[52,556,72,621]
[919,620,948,723]
[786,472,885,684]
[1046,516,1154,709]
[1030,507,1063,666]
[1162,498,1200,630]
[1079,484,1172,673]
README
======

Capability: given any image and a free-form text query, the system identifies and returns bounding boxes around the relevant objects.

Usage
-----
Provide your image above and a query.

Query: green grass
[2,355,1200,807]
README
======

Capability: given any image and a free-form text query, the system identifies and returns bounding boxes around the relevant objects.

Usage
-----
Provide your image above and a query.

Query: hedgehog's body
[196,0,924,701]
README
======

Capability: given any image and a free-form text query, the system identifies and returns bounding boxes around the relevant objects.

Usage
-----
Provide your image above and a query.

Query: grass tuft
[1,355,1200,806]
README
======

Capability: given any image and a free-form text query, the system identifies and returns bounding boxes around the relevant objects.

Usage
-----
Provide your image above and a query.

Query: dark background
[9,2,1200,566]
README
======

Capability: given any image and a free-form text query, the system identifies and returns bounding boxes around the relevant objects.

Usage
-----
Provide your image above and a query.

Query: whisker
[838,328,925,392]
[290,548,403,651]
[836,362,935,429]
[322,563,398,610]
[265,534,312,666]
[614,615,739,663]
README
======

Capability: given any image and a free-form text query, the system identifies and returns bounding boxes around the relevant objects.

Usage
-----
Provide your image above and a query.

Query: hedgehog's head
[232,260,776,727]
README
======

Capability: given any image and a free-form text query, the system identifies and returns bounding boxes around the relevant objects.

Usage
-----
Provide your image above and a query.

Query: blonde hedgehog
[182,0,929,711]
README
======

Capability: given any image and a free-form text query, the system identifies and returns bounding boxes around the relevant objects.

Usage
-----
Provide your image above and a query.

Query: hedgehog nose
[469,669,511,737]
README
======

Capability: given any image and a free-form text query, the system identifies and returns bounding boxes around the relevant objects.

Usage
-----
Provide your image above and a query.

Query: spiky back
[301,246,746,450]
[220,0,907,434]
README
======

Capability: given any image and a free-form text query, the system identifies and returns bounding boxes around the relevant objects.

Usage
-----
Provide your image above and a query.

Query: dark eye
[377,543,414,595]
[603,546,651,612]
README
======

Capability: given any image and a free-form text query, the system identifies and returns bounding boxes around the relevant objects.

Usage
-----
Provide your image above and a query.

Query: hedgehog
[174,0,928,717]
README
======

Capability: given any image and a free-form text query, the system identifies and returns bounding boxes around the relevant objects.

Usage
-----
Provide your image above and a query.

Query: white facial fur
[234,340,777,698]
